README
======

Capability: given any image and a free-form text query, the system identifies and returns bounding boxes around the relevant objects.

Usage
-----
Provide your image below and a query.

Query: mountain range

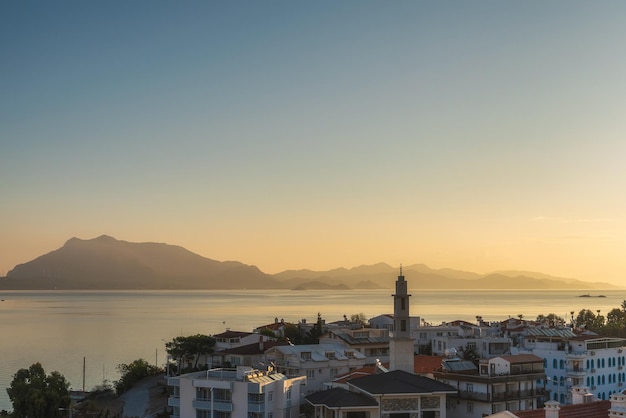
[0,235,619,290]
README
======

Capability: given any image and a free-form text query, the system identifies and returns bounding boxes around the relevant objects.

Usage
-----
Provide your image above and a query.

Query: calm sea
[1,288,624,411]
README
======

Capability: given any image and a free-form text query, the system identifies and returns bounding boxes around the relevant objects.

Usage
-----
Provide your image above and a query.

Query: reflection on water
[0,288,624,411]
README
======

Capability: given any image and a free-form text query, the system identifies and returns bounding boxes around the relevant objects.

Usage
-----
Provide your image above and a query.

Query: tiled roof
[349,370,456,395]
[333,364,384,384]
[305,387,378,408]
[414,355,445,374]
[333,355,445,383]
[257,322,289,330]
[513,400,610,418]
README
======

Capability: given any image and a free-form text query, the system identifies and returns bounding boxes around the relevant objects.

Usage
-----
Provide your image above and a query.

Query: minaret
[389,265,414,373]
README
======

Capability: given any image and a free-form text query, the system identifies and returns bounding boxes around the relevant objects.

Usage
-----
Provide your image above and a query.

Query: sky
[2,1,626,285]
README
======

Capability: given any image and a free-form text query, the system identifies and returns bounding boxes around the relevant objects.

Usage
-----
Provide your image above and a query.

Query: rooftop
[348,370,456,395]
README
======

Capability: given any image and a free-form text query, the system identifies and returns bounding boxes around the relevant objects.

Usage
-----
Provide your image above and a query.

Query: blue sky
[2,1,626,285]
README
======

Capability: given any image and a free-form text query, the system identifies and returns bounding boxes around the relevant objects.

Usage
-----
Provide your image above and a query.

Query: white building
[515,328,626,404]
[319,327,390,364]
[417,320,511,358]
[264,343,367,395]
[168,366,306,418]
[214,331,276,352]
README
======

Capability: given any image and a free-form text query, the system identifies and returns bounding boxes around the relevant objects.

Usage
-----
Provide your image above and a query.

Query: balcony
[168,397,180,407]
[456,390,490,402]
[456,389,544,402]
[566,367,587,377]
[193,399,212,410]
[192,399,234,412]
[493,391,520,401]
[248,402,266,413]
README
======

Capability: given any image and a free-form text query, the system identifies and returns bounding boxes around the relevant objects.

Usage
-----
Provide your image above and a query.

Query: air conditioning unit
[590,351,596,356]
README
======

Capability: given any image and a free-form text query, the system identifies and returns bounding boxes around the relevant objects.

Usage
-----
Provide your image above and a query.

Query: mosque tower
[389,265,415,373]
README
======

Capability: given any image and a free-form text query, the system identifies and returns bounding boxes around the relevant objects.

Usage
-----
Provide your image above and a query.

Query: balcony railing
[191,399,234,412]
[248,402,266,413]
[455,389,544,402]
[566,367,587,376]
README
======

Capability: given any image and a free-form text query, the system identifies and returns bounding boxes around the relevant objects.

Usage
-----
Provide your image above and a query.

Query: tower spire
[390,265,413,373]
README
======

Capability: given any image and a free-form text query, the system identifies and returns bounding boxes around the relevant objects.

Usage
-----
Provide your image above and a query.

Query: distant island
[578,294,607,298]
[0,235,620,291]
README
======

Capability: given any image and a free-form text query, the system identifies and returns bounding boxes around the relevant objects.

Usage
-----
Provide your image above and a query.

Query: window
[196,387,211,400]
[467,402,474,413]
[286,388,292,400]
[466,383,473,393]
[400,297,405,310]
[214,388,232,402]
[301,352,311,360]
[248,393,264,403]
[330,368,338,377]
[268,391,273,402]
[306,370,315,378]
[401,320,407,332]
[325,352,336,360]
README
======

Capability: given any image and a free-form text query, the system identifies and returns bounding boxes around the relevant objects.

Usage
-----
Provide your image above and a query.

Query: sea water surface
[1,288,624,411]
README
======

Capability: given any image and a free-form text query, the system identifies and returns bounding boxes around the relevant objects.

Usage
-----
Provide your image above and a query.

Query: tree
[575,309,605,332]
[350,313,368,328]
[115,358,161,395]
[536,313,564,327]
[303,313,324,344]
[605,308,626,337]
[165,334,216,371]
[283,323,303,345]
[7,362,70,418]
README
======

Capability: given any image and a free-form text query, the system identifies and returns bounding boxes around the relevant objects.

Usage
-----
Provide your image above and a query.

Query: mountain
[0,235,619,290]
[271,264,620,290]
[1,235,279,290]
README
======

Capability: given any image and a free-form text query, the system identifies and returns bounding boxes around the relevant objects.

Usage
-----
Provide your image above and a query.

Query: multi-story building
[217,340,289,368]
[434,354,546,417]
[319,327,390,364]
[417,320,511,358]
[515,327,626,404]
[167,366,306,418]
[214,331,276,352]
[264,343,367,395]
[306,369,456,418]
